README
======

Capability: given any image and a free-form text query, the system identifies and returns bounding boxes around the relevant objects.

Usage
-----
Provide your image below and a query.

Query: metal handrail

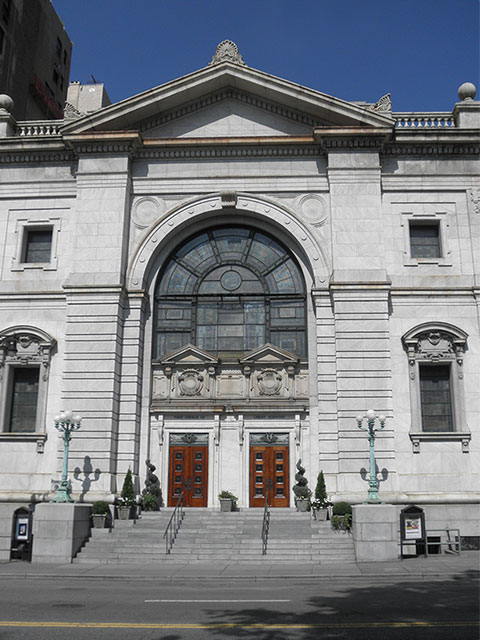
[426,528,462,554]
[261,495,270,555]
[163,493,184,554]
[400,527,461,558]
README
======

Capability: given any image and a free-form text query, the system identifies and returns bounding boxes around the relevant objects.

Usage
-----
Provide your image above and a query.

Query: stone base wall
[32,503,91,563]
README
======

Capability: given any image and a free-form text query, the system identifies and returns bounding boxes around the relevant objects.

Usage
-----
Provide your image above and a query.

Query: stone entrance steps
[73,508,355,564]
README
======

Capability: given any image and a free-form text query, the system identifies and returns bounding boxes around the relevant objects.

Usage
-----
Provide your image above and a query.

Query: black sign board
[400,505,427,559]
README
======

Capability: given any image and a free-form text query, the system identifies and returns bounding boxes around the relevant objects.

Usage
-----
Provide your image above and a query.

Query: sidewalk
[0,551,478,582]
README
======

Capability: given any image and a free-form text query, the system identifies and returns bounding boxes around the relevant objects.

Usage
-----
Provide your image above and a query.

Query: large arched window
[154,227,306,359]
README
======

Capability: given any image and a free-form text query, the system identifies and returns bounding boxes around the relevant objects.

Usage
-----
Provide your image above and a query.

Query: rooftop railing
[16,121,63,137]
[393,112,456,129]
[13,113,458,137]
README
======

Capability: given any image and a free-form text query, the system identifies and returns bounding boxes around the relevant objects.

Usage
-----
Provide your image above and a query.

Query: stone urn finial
[457,82,476,101]
[0,94,14,114]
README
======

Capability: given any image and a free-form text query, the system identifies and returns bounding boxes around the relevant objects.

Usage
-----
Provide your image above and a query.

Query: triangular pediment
[61,61,394,136]
[142,96,313,138]
[239,343,299,365]
[160,343,219,365]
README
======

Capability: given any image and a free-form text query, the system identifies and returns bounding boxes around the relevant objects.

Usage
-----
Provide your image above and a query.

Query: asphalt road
[0,573,478,640]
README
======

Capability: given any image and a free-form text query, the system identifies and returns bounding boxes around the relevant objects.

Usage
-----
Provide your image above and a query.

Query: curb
[0,571,477,583]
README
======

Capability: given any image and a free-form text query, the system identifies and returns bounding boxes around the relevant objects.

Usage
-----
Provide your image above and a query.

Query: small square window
[23,228,52,264]
[409,222,441,259]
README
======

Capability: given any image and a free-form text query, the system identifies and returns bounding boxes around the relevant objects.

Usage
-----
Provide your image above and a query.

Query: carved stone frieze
[151,343,307,408]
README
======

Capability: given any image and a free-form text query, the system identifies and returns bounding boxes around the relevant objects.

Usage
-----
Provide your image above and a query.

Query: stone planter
[313,508,328,521]
[117,505,133,520]
[219,498,233,512]
[296,500,309,512]
[91,514,108,529]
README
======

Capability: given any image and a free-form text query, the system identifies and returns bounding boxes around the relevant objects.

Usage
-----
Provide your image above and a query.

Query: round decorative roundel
[220,270,242,291]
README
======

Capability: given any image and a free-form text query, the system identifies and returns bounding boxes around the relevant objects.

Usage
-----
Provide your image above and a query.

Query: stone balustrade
[393,112,455,128]
[16,121,63,136]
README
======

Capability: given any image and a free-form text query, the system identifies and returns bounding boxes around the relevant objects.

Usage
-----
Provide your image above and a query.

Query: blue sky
[52,0,479,112]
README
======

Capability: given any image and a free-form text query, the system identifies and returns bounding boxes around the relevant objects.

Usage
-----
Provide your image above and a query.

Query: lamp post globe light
[356,409,386,503]
[51,411,82,503]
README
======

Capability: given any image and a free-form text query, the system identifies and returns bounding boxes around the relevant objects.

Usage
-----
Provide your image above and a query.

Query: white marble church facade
[0,41,479,554]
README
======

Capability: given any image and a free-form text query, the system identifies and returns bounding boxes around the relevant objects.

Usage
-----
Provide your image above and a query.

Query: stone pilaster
[312,288,339,485]
[61,285,127,496]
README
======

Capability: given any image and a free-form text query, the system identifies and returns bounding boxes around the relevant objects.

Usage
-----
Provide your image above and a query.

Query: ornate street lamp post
[356,409,386,503]
[51,410,82,503]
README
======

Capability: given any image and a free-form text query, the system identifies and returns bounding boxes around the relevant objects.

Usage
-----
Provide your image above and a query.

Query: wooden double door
[249,445,289,507]
[168,445,208,507]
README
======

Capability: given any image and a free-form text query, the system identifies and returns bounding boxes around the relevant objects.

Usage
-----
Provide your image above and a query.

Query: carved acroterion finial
[368,93,392,113]
[209,40,246,66]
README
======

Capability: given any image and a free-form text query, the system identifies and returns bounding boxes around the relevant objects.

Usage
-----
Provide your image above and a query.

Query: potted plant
[311,470,332,521]
[91,500,110,529]
[141,459,162,511]
[218,490,238,512]
[293,459,312,512]
[331,501,353,532]
[117,468,136,519]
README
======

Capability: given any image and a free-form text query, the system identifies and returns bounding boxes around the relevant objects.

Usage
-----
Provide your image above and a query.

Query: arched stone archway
[127,192,329,292]
[127,193,326,508]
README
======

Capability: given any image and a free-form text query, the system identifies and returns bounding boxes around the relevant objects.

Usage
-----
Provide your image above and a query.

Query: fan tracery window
[154,227,306,358]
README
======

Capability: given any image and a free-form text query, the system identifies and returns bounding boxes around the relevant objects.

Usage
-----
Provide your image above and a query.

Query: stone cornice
[313,127,392,149]
[383,141,480,155]
[0,150,74,164]
[137,138,321,159]
[63,131,142,155]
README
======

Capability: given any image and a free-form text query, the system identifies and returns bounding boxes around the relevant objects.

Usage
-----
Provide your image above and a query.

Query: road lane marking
[144,599,291,603]
[0,621,477,629]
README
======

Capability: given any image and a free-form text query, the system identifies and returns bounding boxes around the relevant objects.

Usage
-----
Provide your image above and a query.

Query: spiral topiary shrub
[293,459,312,509]
[141,459,161,511]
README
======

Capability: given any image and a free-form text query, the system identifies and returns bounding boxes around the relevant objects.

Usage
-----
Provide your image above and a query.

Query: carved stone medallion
[132,197,162,229]
[178,369,204,396]
[299,194,327,227]
[257,369,282,396]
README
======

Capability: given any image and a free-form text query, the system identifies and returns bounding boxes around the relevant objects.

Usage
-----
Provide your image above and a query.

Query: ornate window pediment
[0,327,56,447]
[160,343,219,366]
[239,343,299,366]
[0,327,56,383]
[402,323,470,453]
[403,323,467,377]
